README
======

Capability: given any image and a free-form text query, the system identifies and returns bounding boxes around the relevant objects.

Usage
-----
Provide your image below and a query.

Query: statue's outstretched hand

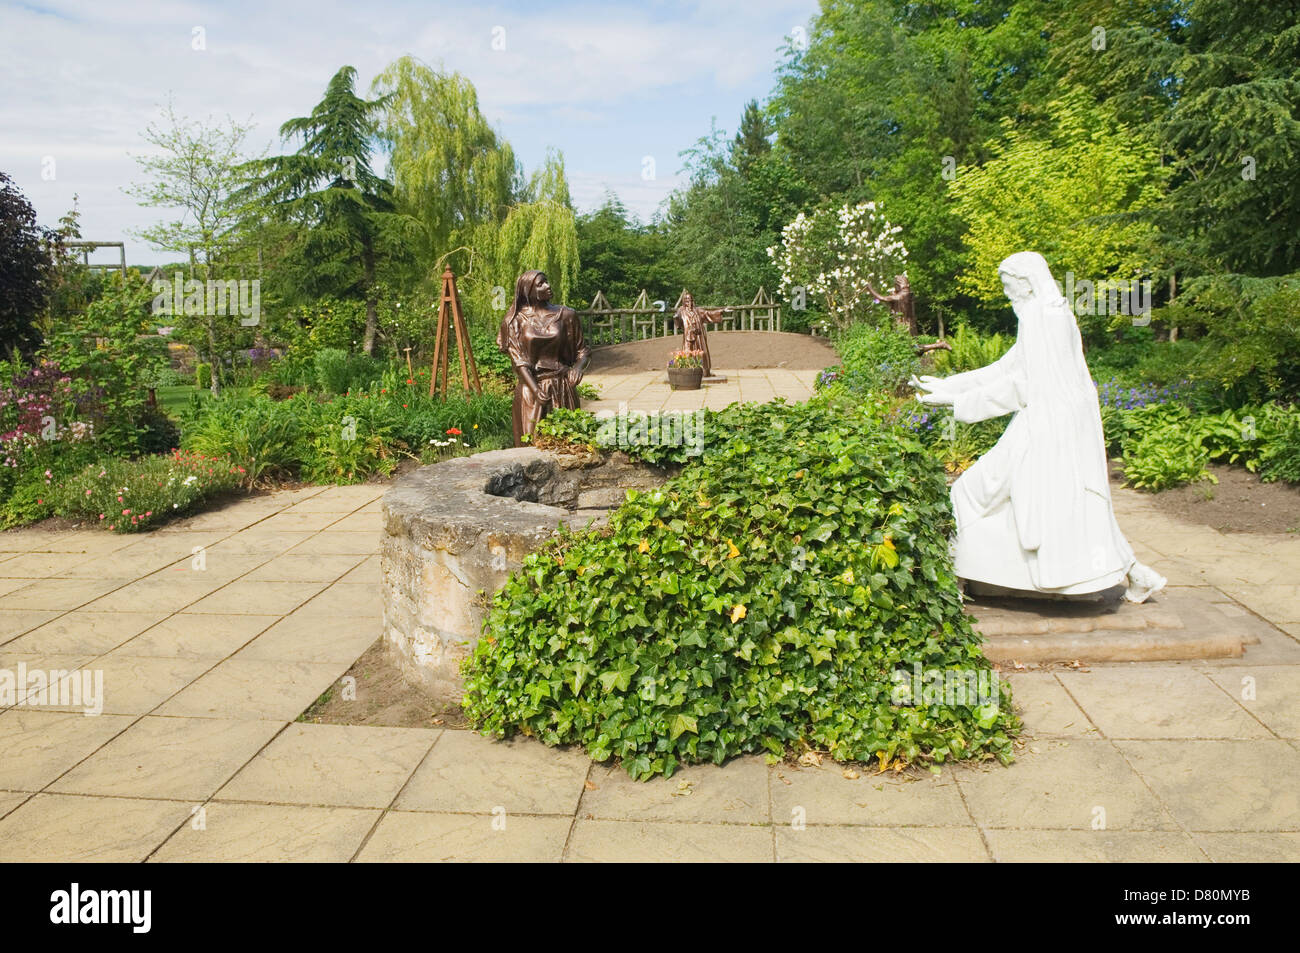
[916,390,952,406]
[910,374,952,406]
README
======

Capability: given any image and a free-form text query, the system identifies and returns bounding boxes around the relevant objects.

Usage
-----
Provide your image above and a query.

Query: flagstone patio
[1,468,1299,862]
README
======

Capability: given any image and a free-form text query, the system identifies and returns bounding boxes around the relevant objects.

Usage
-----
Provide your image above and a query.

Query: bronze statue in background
[673,292,733,381]
[497,270,591,446]
[865,274,918,336]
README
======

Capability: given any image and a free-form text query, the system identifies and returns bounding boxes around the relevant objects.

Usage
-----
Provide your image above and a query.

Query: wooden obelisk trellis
[428,268,482,398]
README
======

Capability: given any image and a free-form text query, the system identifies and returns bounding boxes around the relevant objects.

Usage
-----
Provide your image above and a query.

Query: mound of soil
[589,330,836,374]
[298,637,468,729]
[1114,462,1300,535]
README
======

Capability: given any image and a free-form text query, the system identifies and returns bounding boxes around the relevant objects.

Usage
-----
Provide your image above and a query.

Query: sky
[0,0,820,267]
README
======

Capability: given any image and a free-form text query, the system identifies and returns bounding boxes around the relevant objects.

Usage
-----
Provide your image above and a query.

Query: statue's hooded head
[998,252,1067,314]
[997,251,1093,404]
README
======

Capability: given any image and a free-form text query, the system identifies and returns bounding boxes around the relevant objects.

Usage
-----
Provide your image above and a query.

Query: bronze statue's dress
[498,305,590,446]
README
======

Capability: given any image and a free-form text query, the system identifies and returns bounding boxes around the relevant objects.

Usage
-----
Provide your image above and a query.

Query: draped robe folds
[944,259,1137,595]
[497,305,590,446]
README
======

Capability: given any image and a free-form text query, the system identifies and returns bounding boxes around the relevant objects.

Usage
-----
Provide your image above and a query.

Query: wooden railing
[578,288,782,347]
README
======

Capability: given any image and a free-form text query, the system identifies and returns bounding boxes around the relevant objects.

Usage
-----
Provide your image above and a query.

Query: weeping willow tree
[372,56,520,278]
[372,57,578,330]
[485,149,579,310]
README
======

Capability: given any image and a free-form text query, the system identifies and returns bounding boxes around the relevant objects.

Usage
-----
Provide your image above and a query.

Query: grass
[156,384,250,416]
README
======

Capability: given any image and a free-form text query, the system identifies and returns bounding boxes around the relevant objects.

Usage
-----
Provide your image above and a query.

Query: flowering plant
[667,350,705,369]
[767,200,908,329]
[0,359,92,469]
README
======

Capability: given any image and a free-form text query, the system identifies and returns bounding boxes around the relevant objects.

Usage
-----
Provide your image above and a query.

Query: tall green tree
[238,65,411,355]
[574,195,673,307]
[470,150,580,325]
[125,99,259,273]
[664,120,782,303]
[948,92,1170,334]
[371,56,520,278]
[0,171,53,358]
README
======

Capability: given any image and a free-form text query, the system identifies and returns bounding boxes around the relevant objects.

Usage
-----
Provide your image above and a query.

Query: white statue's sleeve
[935,344,1020,394]
[951,353,1028,423]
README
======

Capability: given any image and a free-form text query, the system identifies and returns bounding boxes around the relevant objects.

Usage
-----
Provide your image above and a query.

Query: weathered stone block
[380,448,669,701]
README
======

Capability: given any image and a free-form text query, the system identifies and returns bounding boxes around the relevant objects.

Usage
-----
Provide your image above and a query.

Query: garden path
[1,472,1299,861]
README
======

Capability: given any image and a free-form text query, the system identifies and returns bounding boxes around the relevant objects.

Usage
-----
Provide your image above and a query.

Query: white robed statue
[912,251,1166,603]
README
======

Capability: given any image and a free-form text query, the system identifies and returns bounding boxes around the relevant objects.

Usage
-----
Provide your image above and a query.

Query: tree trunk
[361,241,378,356]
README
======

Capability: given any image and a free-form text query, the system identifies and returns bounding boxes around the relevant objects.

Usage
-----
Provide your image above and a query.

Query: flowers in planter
[667,350,705,370]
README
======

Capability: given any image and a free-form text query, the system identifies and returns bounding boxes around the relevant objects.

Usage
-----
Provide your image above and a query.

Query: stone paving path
[582,367,818,415]
[1,475,1299,862]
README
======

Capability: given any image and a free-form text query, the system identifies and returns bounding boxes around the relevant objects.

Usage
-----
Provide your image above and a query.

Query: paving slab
[1114,739,1300,832]
[1204,665,1300,737]
[154,659,347,720]
[357,811,571,862]
[769,762,970,827]
[1057,667,1271,739]
[1002,672,1098,738]
[774,825,987,862]
[0,709,134,790]
[5,610,172,656]
[234,615,378,664]
[48,715,285,801]
[110,613,278,659]
[216,723,437,808]
[954,739,1179,831]
[565,819,772,862]
[0,794,192,862]
[1191,832,1300,862]
[150,803,379,862]
[580,757,768,824]
[395,730,590,816]
[983,829,1205,863]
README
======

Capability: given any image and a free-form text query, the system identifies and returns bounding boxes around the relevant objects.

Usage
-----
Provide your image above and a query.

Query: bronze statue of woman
[496,270,591,446]
[673,292,732,380]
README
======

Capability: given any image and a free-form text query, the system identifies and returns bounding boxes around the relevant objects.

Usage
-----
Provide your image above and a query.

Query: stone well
[380,447,669,699]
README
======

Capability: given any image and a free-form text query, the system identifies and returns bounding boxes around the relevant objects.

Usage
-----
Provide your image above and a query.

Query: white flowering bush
[767,201,908,329]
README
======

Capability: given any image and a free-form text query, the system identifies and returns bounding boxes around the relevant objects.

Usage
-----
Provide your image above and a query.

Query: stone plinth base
[969,587,1263,663]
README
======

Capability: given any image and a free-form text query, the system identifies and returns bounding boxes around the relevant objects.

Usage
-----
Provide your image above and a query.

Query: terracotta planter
[667,366,704,390]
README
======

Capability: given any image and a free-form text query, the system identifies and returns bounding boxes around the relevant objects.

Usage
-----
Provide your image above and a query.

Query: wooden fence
[578,288,782,347]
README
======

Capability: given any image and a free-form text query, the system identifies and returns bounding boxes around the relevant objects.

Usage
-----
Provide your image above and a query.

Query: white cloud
[0,0,817,261]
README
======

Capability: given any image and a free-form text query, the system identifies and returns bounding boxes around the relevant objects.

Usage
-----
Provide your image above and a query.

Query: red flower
[446,427,462,436]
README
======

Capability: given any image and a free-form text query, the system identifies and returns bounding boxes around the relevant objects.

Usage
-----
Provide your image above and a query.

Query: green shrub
[47,450,243,532]
[179,384,514,485]
[1121,423,1213,491]
[1259,405,1300,484]
[195,362,212,390]
[463,400,1019,779]
[181,392,301,486]
[932,323,1013,376]
[830,321,920,396]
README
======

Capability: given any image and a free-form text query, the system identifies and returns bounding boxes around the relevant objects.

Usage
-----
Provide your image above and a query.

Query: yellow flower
[638,539,649,553]
[726,538,740,559]
[730,604,747,623]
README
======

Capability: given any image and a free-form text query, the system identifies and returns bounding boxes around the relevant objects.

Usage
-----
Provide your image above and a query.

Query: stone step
[967,587,1262,663]
[979,627,1250,664]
